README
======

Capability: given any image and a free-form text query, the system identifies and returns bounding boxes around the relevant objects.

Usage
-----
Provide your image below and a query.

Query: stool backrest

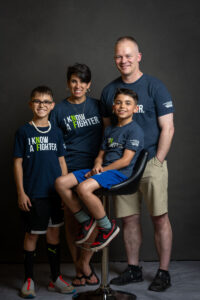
[103,149,149,196]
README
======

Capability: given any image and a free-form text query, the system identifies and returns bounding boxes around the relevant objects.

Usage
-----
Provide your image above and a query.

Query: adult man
[100,36,174,292]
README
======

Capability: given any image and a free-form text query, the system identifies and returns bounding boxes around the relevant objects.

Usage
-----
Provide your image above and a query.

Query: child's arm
[13,158,32,211]
[58,156,68,175]
[103,149,135,172]
[85,150,105,178]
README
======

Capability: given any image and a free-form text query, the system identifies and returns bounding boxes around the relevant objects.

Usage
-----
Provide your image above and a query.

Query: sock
[96,215,111,229]
[47,243,60,282]
[74,209,90,223]
[24,250,35,280]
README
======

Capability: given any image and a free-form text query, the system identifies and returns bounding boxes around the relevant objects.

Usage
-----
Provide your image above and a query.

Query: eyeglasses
[31,100,53,105]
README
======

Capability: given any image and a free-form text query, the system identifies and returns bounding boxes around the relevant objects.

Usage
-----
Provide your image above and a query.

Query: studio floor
[0,261,200,300]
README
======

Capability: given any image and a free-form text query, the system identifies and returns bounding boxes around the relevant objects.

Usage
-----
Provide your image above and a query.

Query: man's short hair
[114,88,138,104]
[66,63,91,83]
[30,86,53,99]
[115,36,140,51]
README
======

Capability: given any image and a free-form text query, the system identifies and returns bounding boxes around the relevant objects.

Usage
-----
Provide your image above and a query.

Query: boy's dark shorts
[22,197,64,234]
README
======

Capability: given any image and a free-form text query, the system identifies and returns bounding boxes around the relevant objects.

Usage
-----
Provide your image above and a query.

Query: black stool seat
[73,150,148,300]
[102,149,149,195]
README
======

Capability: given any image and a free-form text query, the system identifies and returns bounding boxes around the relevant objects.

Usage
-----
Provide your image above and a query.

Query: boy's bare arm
[103,149,135,172]
[58,156,68,175]
[13,158,32,211]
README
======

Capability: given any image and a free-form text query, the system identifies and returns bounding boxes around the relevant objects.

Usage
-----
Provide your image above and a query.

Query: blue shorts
[73,169,128,189]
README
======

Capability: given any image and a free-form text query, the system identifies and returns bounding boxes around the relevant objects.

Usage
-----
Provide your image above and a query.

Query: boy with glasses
[13,86,75,298]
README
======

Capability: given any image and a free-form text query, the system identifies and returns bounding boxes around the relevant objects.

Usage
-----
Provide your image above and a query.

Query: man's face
[114,40,142,77]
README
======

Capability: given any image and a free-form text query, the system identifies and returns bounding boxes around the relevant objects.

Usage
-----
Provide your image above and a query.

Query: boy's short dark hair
[30,86,53,99]
[66,63,91,83]
[114,88,138,104]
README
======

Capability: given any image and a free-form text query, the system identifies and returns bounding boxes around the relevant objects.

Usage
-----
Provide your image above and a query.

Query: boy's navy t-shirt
[100,74,174,160]
[50,96,102,171]
[13,123,65,199]
[101,121,144,178]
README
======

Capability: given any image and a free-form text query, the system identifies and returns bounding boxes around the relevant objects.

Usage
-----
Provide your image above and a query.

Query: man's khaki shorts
[113,157,168,217]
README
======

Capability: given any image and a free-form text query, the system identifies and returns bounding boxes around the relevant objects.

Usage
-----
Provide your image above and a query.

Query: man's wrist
[155,155,164,164]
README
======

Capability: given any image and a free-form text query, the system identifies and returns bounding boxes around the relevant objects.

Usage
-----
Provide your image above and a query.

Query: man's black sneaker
[75,217,96,244]
[148,269,171,292]
[110,265,143,285]
[90,219,120,252]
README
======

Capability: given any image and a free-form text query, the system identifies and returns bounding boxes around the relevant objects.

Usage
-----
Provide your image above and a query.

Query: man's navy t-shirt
[101,121,144,178]
[14,123,65,198]
[50,96,102,171]
[101,74,174,160]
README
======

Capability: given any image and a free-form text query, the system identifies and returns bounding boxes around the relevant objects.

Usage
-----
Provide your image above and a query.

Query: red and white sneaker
[48,275,75,294]
[90,219,120,252]
[21,278,36,298]
[75,217,96,244]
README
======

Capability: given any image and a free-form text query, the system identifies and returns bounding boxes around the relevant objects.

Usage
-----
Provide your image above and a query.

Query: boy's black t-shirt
[13,123,66,198]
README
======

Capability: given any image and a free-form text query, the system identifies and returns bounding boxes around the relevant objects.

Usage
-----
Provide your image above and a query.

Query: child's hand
[85,164,104,178]
[85,170,93,178]
[92,164,104,175]
[18,193,32,211]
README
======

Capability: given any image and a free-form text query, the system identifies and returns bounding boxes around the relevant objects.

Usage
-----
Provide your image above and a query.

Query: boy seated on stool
[13,86,75,298]
[55,88,144,252]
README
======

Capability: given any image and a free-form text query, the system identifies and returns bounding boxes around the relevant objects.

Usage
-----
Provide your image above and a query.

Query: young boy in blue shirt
[13,86,75,298]
[55,88,144,251]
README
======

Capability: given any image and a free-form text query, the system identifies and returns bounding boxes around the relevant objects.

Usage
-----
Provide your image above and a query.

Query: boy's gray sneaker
[48,275,75,294]
[110,265,143,285]
[21,278,36,298]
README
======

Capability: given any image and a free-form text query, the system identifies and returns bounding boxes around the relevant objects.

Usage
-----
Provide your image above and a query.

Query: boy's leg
[76,179,120,251]
[46,227,75,294]
[64,207,99,286]
[24,232,38,279]
[21,233,38,298]
[55,173,82,213]
[46,227,60,282]
[76,178,106,219]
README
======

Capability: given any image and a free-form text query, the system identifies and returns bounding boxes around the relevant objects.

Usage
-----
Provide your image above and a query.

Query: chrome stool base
[73,286,136,299]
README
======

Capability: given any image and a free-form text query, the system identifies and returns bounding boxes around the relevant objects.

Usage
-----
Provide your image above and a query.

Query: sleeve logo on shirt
[130,139,139,147]
[163,101,173,108]
[108,137,114,145]
[108,137,123,148]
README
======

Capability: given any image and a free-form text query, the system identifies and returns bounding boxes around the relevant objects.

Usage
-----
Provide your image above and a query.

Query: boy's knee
[76,182,88,198]
[46,227,60,244]
[25,232,38,242]
[55,176,65,192]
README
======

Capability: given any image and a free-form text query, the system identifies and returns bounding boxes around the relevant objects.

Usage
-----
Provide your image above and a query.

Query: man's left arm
[156,113,175,163]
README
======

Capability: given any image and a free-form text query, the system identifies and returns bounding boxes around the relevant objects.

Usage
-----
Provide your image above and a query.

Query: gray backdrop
[1,0,200,263]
